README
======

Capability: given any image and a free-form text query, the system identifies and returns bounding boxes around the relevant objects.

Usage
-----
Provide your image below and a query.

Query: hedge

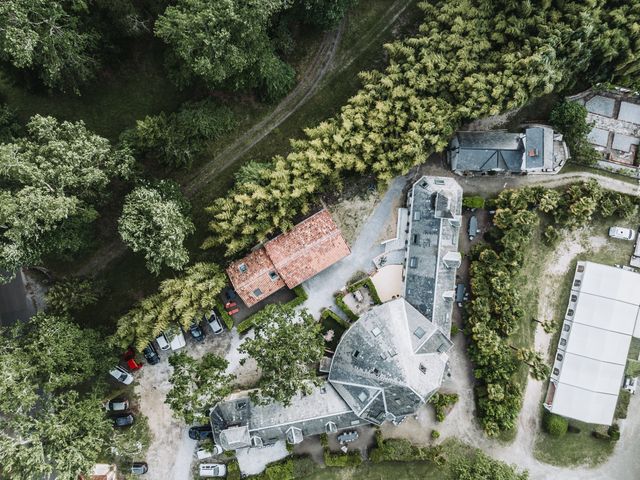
[237,285,308,333]
[226,459,241,480]
[369,430,442,463]
[615,389,631,420]
[462,195,486,209]
[543,411,568,437]
[215,298,235,330]
[346,277,382,305]
[248,458,294,480]
[323,450,362,467]
[320,308,351,329]
[335,294,358,321]
[429,392,459,422]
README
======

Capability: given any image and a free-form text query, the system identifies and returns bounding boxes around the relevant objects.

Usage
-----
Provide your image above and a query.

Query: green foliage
[227,459,242,480]
[124,99,236,169]
[320,308,348,351]
[239,304,324,405]
[429,392,459,422]
[203,0,640,256]
[155,0,293,100]
[451,324,460,337]
[369,431,444,464]
[0,115,133,276]
[294,0,356,29]
[323,450,362,467]
[166,352,235,424]
[321,308,351,329]
[463,196,486,209]
[608,423,620,441]
[335,293,358,321]
[215,298,235,330]
[0,103,20,142]
[453,450,529,480]
[431,430,440,440]
[110,414,152,467]
[543,412,568,438]
[550,101,599,166]
[0,1,99,92]
[46,277,100,316]
[0,314,115,479]
[118,180,195,275]
[320,432,329,448]
[346,277,382,304]
[236,285,308,332]
[114,262,227,350]
[615,389,631,420]
[249,458,294,480]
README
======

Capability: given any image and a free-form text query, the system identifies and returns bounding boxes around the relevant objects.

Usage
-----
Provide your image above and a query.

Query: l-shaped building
[210,176,462,450]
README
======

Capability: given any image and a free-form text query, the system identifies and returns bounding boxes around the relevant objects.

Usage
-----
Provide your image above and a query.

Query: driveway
[300,175,407,318]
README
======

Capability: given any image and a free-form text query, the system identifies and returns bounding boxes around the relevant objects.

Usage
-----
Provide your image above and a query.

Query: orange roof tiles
[226,248,286,308]
[264,210,351,288]
[226,210,350,307]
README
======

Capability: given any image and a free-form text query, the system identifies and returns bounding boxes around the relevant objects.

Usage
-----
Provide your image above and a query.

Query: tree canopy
[166,352,235,424]
[118,180,195,275]
[238,304,324,406]
[0,314,115,479]
[0,115,133,278]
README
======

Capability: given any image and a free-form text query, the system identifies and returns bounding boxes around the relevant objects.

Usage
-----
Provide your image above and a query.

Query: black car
[142,343,160,365]
[189,425,213,440]
[113,414,134,428]
[189,321,206,342]
[131,462,148,475]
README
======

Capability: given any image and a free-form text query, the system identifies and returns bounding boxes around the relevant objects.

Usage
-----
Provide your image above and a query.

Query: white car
[624,376,637,394]
[207,310,224,335]
[166,325,186,351]
[199,464,226,477]
[105,398,130,412]
[156,332,170,351]
[196,445,223,460]
[109,366,133,385]
[609,226,636,241]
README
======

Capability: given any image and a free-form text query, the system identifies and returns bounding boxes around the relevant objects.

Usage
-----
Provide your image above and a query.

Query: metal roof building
[544,261,640,425]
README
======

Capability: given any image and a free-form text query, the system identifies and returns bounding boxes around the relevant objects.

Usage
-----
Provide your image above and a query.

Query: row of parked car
[188,425,226,477]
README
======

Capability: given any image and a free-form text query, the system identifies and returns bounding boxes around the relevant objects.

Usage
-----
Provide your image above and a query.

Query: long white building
[544,261,640,425]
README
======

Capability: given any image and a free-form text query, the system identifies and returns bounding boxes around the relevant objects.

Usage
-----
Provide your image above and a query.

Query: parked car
[609,226,636,241]
[224,289,237,301]
[131,462,148,475]
[199,464,226,478]
[113,414,135,428]
[189,425,213,440]
[166,325,186,351]
[189,320,206,342]
[142,343,160,365]
[207,310,224,334]
[196,445,223,460]
[105,398,130,412]
[155,332,170,351]
[455,283,466,307]
[624,376,637,394]
[468,215,479,241]
[109,366,133,385]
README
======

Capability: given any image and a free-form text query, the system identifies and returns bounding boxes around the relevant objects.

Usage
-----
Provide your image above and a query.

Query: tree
[118,180,195,275]
[550,101,599,166]
[453,450,529,480]
[0,1,100,92]
[543,411,568,437]
[159,262,228,328]
[166,352,235,423]
[294,0,356,29]
[0,115,133,277]
[46,277,100,316]
[0,314,116,478]
[238,304,324,405]
[512,347,550,382]
[155,0,293,98]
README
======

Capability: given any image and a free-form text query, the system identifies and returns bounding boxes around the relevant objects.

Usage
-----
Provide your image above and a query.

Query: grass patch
[320,309,348,351]
[534,409,615,468]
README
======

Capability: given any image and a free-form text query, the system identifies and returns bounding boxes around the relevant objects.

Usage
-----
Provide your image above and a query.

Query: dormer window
[253,288,263,297]
[238,263,248,273]
[268,271,278,281]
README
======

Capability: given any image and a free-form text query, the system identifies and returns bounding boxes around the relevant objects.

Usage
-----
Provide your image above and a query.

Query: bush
[615,389,631,420]
[369,434,441,463]
[346,277,382,305]
[450,324,460,337]
[46,278,100,316]
[608,423,620,441]
[429,392,459,422]
[323,450,362,467]
[592,430,609,440]
[237,286,307,333]
[320,309,351,329]
[215,298,235,330]
[567,424,581,434]
[543,412,568,437]
[463,195,486,209]
[431,430,440,439]
[320,433,328,448]
[335,293,358,321]
[249,458,294,480]
[227,459,241,480]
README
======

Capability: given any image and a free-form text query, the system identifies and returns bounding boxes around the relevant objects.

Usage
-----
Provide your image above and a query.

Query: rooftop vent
[553,368,560,375]
[352,350,360,358]
[268,271,278,281]
[371,327,382,337]
[563,324,570,332]
[528,148,538,157]
[238,263,248,273]
[413,211,421,221]
[358,391,367,402]
[409,257,418,268]
[419,363,427,374]
[577,265,585,272]
[574,280,581,287]
[236,401,247,410]
[413,327,426,339]
[253,288,263,297]
[434,179,445,185]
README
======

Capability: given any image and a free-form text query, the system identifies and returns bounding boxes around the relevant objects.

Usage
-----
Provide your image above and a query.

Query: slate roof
[405,176,462,334]
[264,210,350,288]
[226,249,285,308]
[328,299,452,424]
[227,209,350,307]
[450,131,524,172]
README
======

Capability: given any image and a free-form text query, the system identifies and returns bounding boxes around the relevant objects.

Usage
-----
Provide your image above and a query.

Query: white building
[544,261,640,425]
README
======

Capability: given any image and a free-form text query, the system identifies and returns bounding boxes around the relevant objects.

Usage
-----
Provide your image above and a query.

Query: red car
[228,308,239,316]
[124,348,143,371]
[225,301,237,309]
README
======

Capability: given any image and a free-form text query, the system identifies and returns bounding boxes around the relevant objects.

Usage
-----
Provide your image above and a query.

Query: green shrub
[567,424,581,434]
[592,431,609,440]
[227,459,241,480]
[215,298,235,330]
[346,277,382,305]
[237,286,308,333]
[237,315,256,333]
[335,294,358,321]
[369,436,441,463]
[543,412,568,437]
[320,309,351,329]
[323,450,362,467]
[608,423,620,441]
[431,430,440,439]
[320,433,329,448]
[429,392,459,422]
[615,389,631,420]
[249,458,294,480]
[46,278,100,316]
[463,196,486,209]
[450,324,460,337]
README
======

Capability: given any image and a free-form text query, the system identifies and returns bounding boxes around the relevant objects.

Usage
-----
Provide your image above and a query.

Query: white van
[609,226,636,241]
[198,464,226,477]
[155,332,170,351]
[165,325,186,351]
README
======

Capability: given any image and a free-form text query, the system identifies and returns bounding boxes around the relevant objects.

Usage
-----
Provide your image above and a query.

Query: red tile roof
[265,210,350,288]
[226,248,286,308]
[226,210,350,307]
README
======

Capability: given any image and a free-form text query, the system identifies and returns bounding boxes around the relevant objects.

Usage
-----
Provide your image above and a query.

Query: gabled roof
[226,248,285,308]
[450,131,524,172]
[328,299,451,424]
[264,210,350,288]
